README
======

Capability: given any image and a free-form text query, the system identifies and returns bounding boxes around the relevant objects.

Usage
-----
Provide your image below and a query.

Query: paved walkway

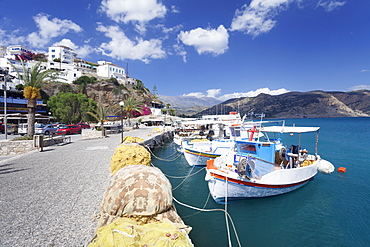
[0,127,164,246]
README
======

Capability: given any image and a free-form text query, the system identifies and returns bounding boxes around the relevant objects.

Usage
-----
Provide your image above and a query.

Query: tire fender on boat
[279,146,288,161]
[237,158,256,179]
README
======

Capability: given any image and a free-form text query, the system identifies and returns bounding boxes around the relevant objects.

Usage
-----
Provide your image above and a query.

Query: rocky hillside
[194,90,370,118]
[42,80,157,107]
[158,95,221,115]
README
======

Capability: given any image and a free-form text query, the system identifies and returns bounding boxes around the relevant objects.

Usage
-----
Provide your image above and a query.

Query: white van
[18,123,28,136]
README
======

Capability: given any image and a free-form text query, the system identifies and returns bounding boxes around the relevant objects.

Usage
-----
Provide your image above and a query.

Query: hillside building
[5,45,36,60]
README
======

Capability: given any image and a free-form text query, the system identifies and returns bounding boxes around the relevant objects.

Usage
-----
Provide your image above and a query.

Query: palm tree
[123,97,142,126]
[87,101,112,135]
[10,58,58,136]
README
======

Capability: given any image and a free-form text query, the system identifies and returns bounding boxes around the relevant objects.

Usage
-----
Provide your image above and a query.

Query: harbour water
[152,117,370,247]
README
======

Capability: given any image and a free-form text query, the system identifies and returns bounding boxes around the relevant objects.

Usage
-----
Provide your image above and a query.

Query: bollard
[34,135,44,152]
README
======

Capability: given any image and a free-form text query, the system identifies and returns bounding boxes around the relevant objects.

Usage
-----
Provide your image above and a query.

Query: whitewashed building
[5,45,36,60]
[48,45,76,65]
[0,46,7,58]
[97,60,128,83]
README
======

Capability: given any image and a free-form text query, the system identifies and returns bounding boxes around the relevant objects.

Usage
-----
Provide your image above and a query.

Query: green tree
[47,92,96,124]
[10,58,59,136]
[58,83,73,93]
[32,53,47,62]
[15,84,24,92]
[87,101,113,134]
[73,76,96,95]
[169,108,176,116]
[123,97,142,126]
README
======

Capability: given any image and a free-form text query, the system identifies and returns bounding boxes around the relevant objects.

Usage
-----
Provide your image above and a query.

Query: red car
[56,124,82,135]
[77,123,90,129]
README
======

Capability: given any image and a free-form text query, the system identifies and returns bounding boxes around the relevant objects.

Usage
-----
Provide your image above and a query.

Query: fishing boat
[183,139,235,166]
[182,120,265,166]
[205,123,335,203]
[174,112,243,153]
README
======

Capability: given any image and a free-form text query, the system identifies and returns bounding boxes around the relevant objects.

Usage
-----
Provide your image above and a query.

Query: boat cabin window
[237,143,257,154]
[229,127,241,137]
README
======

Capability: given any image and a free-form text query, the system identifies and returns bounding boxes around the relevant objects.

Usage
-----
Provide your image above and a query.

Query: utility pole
[0,68,8,139]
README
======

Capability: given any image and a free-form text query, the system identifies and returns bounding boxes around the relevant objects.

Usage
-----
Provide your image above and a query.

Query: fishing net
[89,217,193,247]
[98,165,173,225]
[110,143,151,175]
[122,136,144,143]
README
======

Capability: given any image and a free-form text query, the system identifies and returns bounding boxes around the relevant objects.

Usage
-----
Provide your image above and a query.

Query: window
[237,143,257,154]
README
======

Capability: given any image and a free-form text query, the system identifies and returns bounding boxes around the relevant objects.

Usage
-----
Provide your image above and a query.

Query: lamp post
[119,101,124,143]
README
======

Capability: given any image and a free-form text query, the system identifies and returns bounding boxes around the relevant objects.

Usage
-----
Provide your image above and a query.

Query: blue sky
[0,0,369,101]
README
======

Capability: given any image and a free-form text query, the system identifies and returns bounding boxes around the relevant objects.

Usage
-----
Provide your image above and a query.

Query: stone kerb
[81,129,106,139]
[0,139,36,156]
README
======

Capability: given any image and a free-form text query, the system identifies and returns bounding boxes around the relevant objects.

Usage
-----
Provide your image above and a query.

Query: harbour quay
[0,126,179,246]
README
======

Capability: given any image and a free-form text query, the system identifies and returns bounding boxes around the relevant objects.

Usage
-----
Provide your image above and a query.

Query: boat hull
[207,173,314,203]
[184,148,220,166]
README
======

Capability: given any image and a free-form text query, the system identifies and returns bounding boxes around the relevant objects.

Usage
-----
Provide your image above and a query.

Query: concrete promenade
[0,127,166,246]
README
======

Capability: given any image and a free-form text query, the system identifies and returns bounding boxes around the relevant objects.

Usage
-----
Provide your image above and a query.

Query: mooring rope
[173,196,242,247]
[143,142,183,162]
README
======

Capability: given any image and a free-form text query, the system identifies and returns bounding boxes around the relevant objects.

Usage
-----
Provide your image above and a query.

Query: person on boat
[206,130,215,141]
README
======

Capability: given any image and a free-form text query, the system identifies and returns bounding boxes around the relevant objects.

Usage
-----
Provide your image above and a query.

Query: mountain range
[160,90,370,118]
[158,95,221,115]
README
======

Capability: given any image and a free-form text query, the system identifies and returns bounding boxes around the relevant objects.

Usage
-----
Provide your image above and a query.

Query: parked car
[77,123,90,129]
[0,123,4,134]
[56,125,82,135]
[18,123,28,136]
[1,124,18,135]
[35,124,58,135]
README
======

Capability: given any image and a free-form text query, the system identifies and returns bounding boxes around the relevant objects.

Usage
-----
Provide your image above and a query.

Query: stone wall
[81,129,105,139]
[0,140,36,156]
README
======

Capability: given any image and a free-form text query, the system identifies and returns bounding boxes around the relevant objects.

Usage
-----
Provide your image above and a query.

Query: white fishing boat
[183,139,235,166]
[174,112,243,151]
[182,119,265,166]
[205,123,335,203]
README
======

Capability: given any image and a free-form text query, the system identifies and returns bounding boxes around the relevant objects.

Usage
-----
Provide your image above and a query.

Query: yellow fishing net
[89,217,193,247]
[190,139,209,142]
[122,136,144,143]
[153,128,162,133]
[110,143,151,175]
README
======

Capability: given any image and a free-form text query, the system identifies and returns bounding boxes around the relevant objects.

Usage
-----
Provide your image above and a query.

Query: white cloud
[218,87,289,101]
[350,85,370,91]
[178,25,229,56]
[182,92,205,98]
[96,24,166,63]
[100,0,167,34]
[206,89,222,98]
[183,87,289,101]
[317,0,346,12]
[173,44,187,63]
[171,5,180,14]
[0,29,25,46]
[230,0,293,37]
[27,13,82,48]
[53,39,95,58]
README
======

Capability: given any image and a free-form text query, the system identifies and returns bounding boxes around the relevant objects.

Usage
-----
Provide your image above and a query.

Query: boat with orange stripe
[205,123,335,203]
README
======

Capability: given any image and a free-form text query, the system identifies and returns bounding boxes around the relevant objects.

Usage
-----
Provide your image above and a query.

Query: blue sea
[152,117,370,247]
